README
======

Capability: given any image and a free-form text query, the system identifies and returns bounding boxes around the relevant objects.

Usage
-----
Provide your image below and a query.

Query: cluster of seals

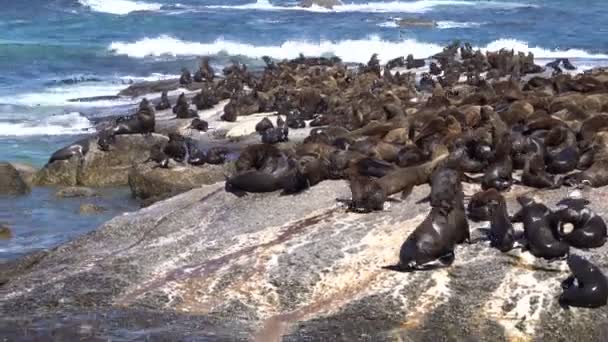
[255,116,289,144]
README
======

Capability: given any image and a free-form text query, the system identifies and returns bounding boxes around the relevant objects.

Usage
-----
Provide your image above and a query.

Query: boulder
[0,162,30,195]
[56,187,97,198]
[11,163,38,188]
[128,163,226,203]
[79,204,107,214]
[34,134,169,187]
[397,18,437,28]
[299,0,342,9]
[3,181,608,340]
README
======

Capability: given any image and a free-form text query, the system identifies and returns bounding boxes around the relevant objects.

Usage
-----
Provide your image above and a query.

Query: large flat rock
[2,181,608,340]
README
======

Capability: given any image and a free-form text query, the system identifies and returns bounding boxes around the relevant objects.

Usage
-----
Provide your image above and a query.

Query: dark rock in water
[55,187,97,198]
[0,223,12,240]
[118,79,180,97]
[128,163,225,204]
[299,0,342,9]
[79,204,107,215]
[397,18,437,28]
[0,162,30,195]
[155,91,172,111]
[34,134,168,187]
[67,95,122,103]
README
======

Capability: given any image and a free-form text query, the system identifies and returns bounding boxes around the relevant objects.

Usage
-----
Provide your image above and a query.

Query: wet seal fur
[384,164,470,271]
[48,138,90,164]
[512,196,569,260]
[560,254,608,309]
[469,189,516,252]
[554,198,607,249]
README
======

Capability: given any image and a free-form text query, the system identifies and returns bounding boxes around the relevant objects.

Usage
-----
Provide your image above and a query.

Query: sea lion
[97,131,116,152]
[163,133,187,163]
[155,91,171,111]
[261,117,289,144]
[48,138,90,164]
[113,98,155,135]
[349,145,450,212]
[188,118,209,132]
[384,205,469,271]
[193,86,219,110]
[544,125,579,174]
[206,147,230,165]
[564,132,608,187]
[179,67,192,85]
[481,132,513,191]
[173,93,198,119]
[255,117,274,134]
[472,189,515,252]
[559,254,608,309]
[554,198,607,249]
[520,137,560,188]
[193,57,215,82]
[511,196,569,260]
[286,109,306,129]
[356,157,396,178]
[146,143,169,168]
[186,140,206,166]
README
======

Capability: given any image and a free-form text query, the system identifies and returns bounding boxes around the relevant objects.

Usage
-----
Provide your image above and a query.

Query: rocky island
[3,42,608,341]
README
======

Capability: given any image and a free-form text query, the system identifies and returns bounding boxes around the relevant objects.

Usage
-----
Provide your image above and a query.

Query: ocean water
[1,0,608,259]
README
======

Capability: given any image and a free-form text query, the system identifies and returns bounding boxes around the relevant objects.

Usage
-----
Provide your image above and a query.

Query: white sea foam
[205,0,535,13]
[79,0,162,15]
[0,112,93,137]
[109,35,608,64]
[378,20,399,28]
[0,83,131,107]
[436,21,485,29]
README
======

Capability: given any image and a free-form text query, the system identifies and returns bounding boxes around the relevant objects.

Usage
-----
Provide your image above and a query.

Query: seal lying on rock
[226,144,307,196]
[48,138,90,164]
[512,196,569,260]
[559,254,608,309]
[554,198,607,249]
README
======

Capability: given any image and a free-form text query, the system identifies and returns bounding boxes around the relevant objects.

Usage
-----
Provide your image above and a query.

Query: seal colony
[43,41,608,309]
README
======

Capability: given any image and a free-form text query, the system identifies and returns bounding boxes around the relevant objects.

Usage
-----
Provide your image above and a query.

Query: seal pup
[255,117,274,134]
[544,125,579,174]
[470,189,516,252]
[481,131,513,191]
[521,138,560,189]
[48,138,90,164]
[511,196,569,260]
[147,143,169,168]
[559,254,608,309]
[554,198,607,249]
[155,91,171,111]
[261,116,289,144]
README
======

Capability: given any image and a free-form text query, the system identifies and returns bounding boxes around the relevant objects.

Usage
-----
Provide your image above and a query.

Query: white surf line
[481,252,567,340]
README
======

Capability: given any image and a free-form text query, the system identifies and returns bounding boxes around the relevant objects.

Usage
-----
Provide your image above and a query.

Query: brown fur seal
[481,132,513,191]
[155,91,171,110]
[554,198,607,249]
[173,93,198,119]
[511,196,569,260]
[48,138,90,164]
[349,145,449,212]
[470,189,515,252]
[559,254,608,309]
[113,98,155,135]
